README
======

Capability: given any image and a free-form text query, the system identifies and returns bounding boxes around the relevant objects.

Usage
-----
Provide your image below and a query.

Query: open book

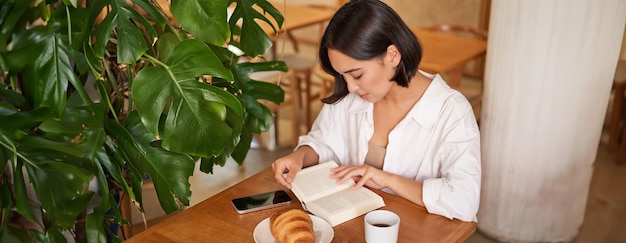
[289,161,385,226]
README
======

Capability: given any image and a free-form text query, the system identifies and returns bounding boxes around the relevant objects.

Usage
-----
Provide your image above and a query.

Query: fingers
[273,162,291,188]
[331,165,366,185]
[284,169,298,185]
[352,175,368,188]
[272,164,289,188]
[329,166,353,184]
[272,158,303,189]
[331,165,386,189]
[348,167,371,188]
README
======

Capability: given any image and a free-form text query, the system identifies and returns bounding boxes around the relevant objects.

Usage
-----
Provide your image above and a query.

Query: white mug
[364,210,400,243]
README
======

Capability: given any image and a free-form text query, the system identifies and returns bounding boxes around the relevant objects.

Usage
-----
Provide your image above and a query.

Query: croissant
[269,209,315,243]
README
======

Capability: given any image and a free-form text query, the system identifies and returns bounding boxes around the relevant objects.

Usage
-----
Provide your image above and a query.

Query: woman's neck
[382,72,432,106]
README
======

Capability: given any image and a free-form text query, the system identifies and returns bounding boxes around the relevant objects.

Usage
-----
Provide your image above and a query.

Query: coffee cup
[364,210,400,243]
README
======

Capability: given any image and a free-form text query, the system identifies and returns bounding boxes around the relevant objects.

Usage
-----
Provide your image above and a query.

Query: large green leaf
[232,60,286,134]
[105,112,196,213]
[207,60,286,164]
[116,0,159,62]
[132,39,241,158]
[0,0,288,241]
[103,127,146,211]
[156,32,182,63]
[130,0,168,30]
[82,0,108,76]
[13,161,38,226]
[85,157,116,243]
[228,0,284,56]
[0,107,55,135]
[4,97,106,230]
[38,94,108,161]
[232,60,286,102]
[18,136,86,158]
[26,161,95,229]
[0,89,29,111]
[198,105,245,172]
[8,25,76,115]
[61,6,91,51]
[171,0,230,46]
[230,123,253,164]
[95,148,133,202]
[96,0,158,63]
[91,6,115,59]
[0,0,29,52]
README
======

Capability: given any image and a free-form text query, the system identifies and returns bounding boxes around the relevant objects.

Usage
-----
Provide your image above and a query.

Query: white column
[478,0,626,242]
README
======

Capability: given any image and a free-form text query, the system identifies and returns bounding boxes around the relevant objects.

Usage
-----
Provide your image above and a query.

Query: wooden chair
[279,50,317,130]
[307,64,336,124]
[421,24,488,113]
[275,1,347,129]
[250,69,302,148]
[270,40,318,131]
[313,64,335,100]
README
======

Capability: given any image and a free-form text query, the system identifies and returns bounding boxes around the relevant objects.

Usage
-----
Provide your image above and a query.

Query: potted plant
[0,0,286,242]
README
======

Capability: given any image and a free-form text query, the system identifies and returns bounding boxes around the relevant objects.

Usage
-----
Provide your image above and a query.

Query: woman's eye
[354,74,363,80]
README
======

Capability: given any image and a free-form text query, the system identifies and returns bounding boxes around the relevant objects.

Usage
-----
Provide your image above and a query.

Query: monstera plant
[0,0,287,242]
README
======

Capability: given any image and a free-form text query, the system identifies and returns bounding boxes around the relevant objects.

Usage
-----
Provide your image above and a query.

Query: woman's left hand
[330,165,393,190]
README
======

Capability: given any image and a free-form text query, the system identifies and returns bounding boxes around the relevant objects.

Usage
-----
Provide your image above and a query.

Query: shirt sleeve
[421,98,481,222]
[296,103,341,163]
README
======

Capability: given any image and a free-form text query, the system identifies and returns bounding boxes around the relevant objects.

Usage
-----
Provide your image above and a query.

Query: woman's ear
[386,44,401,67]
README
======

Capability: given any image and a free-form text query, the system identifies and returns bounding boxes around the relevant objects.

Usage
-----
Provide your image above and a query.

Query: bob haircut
[319,0,422,104]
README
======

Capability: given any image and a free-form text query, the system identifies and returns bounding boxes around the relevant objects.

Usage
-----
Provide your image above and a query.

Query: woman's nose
[345,78,359,93]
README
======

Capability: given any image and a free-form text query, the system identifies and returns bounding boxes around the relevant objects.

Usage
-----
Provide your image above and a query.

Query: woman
[272,0,481,222]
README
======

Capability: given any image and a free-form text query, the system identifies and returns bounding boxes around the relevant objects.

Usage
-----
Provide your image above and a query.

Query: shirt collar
[407,73,450,130]
[344,71,453,130]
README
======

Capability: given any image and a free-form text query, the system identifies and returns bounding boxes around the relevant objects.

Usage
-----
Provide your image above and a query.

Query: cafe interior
[126,0,626,242]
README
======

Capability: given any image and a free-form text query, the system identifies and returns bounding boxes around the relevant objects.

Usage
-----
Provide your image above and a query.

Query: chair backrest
[421,24,488,118]
[422,24,488,40]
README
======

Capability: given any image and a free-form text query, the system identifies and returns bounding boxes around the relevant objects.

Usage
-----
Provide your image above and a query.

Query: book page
[308,187,383,215]
[290,161,354,202]
[306,188,385,226]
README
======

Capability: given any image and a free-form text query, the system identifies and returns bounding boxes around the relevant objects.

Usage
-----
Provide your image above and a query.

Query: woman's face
[327,46,400,103]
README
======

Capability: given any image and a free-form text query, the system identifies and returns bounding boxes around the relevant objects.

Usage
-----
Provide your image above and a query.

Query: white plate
[253,214,334,243]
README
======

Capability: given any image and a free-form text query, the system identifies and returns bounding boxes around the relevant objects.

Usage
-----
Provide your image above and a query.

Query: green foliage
[0,0,286,241]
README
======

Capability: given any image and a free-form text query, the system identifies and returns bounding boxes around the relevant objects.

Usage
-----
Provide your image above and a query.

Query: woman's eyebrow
[342,68,361,74]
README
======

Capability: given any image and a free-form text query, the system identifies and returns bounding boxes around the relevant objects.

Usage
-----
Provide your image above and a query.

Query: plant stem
[143,54,167,67]
[65,6,72,46]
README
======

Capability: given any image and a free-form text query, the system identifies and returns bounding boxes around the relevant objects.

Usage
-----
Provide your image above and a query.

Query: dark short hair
[319,0,422,104]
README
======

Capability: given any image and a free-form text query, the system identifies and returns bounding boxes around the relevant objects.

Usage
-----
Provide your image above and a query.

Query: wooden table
[258,2,333,37]
[414,29,488,88]
[125,167,476,242]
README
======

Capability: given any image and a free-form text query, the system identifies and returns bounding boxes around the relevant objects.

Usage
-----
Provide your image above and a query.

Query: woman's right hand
[272,152,305,189]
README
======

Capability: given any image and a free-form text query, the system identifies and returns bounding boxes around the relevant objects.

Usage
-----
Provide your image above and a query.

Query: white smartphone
[231,190,292,214]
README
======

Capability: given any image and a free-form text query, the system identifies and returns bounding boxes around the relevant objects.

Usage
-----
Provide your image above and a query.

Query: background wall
[286,0,483,28]
[384,0,482,28]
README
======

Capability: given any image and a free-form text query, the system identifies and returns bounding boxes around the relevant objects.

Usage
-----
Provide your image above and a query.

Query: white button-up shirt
[297,72,481,222]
